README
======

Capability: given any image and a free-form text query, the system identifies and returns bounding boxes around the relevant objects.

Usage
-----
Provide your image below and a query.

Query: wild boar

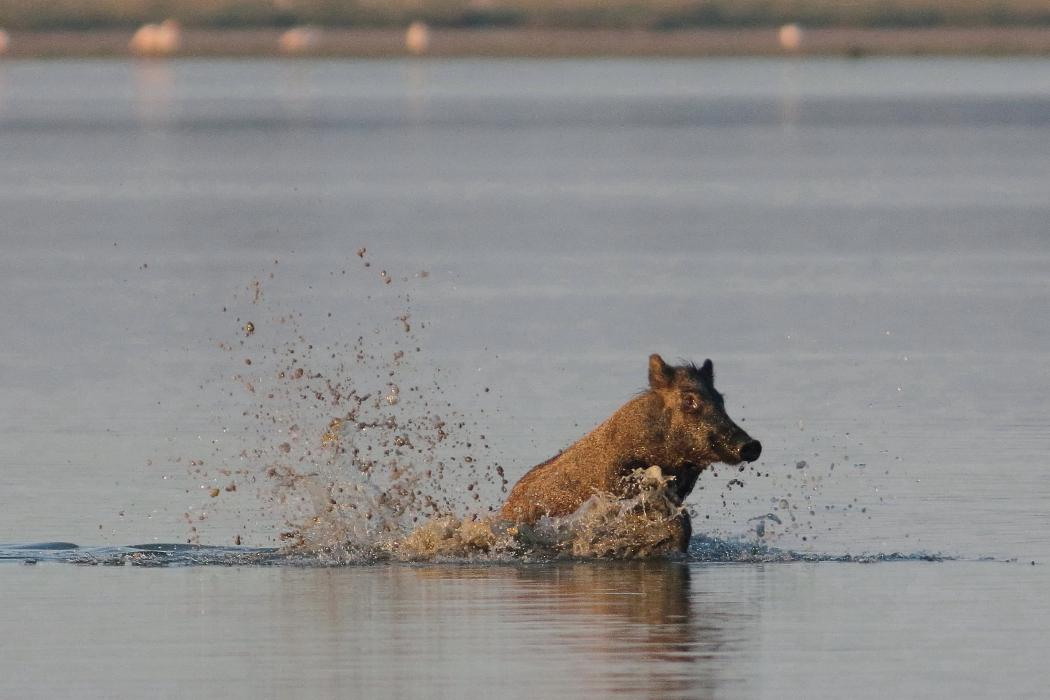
[501,354,761,550]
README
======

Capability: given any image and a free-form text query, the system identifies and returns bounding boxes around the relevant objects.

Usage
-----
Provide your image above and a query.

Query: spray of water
[169,254,900,564]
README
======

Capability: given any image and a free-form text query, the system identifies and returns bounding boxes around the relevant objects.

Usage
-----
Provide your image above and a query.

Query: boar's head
[647,353,762,467]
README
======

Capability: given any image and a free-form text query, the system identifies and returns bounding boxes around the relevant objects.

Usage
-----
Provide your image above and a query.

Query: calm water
[1,57,1048,698]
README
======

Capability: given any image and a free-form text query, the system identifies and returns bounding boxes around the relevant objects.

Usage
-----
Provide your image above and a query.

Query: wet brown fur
[500,354,760,550]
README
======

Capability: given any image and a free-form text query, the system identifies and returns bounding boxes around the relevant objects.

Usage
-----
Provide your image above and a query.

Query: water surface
[1,57,1048,698]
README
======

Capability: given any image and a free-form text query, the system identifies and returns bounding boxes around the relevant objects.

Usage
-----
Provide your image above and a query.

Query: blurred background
[2,0,1050,57]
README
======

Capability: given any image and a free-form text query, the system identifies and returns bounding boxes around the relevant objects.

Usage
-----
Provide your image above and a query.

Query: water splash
[263,465,686,563]
[158,257,928,564]
[0,539,957,567]
[187,263,750,563]
[178,255,506,553]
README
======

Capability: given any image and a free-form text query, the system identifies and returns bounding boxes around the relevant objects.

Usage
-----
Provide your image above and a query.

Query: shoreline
[4,27,1050,59]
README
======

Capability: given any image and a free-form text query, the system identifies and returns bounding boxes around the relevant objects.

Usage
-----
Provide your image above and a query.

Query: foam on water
[251,465,690,564]
[387,466,690,562]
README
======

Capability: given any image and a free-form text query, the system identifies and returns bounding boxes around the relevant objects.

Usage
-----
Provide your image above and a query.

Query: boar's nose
[738,440,762,462]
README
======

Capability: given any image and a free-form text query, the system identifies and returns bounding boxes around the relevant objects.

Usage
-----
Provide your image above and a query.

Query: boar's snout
[738,440,762,463]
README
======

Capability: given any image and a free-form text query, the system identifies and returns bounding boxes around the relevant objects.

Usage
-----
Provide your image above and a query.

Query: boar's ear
[648,354,675,389]
[700,359,714,380]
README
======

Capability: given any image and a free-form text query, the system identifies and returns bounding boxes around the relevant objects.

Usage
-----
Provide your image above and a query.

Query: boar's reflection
[403,560,733,699]
[511,562,724,698]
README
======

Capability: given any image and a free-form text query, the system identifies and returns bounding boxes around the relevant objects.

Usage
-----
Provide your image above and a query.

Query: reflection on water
[404,60,432,126]
[778,60,801,128]
[0,549,748,697]
[2,557,1045,700]
[0,62,7,121]
[0,558,756,700]
[277,60,320,124]
[133,61,176,130]
[503,562,722,698]
[289,560,746,700]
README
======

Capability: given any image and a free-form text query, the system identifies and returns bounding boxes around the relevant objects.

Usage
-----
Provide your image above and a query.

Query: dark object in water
[501,354,761,551]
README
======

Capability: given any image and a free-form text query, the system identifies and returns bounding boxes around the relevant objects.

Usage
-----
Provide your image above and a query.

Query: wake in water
[0,539,952,567]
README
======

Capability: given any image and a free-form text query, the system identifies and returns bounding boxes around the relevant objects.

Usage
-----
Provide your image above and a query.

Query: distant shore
[5,27,1050,59]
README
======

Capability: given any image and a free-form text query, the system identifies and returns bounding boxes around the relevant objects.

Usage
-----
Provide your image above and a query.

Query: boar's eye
[681,394,705,415]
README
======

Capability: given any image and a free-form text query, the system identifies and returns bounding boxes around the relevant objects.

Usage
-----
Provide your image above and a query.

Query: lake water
[1,57,1048,698]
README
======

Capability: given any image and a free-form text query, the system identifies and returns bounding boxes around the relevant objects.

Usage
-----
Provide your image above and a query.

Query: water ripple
[0,539,954,567]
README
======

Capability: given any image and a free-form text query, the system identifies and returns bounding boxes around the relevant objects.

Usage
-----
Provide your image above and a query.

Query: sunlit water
[1,57,1048,698]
